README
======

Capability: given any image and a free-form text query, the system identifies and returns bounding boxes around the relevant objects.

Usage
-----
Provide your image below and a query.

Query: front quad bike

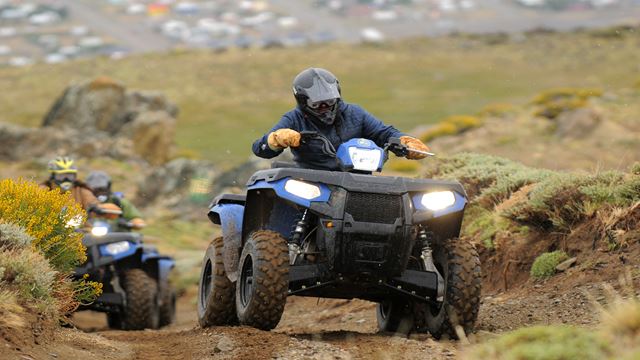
[74,219,177,330]
[198,132,481,338]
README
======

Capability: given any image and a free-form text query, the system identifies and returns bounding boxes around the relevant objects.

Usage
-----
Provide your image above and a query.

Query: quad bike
[74,216,176,330]
[197,132,481,339]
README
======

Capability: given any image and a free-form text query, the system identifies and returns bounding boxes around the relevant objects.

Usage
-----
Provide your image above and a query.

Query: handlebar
[300,132,434,160]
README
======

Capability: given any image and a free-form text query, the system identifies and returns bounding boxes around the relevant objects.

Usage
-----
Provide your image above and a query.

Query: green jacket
[107,194,143,221]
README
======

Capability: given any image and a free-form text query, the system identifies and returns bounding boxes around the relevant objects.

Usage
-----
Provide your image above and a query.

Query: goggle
[53,173,76,183]
[307,98,338,110]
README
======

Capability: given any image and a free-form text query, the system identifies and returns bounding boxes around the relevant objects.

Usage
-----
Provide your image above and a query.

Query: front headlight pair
[419,191,456,211]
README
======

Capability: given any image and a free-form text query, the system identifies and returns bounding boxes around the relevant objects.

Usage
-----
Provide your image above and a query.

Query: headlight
[348,147,382,172]
[284,179,322,200]
[420,191,456,211]
[102,241,131,256]
[91,226,109,237]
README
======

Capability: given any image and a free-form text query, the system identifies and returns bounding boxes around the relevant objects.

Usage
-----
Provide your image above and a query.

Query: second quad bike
[197,133,481,339]
[74,217,177,330]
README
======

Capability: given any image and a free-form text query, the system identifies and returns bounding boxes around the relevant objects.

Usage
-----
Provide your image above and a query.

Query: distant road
[58,0,173,53]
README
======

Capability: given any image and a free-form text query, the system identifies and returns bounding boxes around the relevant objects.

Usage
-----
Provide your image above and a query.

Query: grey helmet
[292,68,341,125]
[86,170,112,202]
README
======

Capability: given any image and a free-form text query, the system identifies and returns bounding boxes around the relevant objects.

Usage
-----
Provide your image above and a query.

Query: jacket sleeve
[252,113,297,159]
[357,106,405,147]
[119,198,143,220]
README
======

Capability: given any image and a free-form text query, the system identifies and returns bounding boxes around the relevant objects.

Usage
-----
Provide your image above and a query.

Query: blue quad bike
[197,132,481,338]
[74,218,177,330]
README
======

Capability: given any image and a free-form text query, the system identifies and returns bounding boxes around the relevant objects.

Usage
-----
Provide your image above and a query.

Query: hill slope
[1,28,640,165]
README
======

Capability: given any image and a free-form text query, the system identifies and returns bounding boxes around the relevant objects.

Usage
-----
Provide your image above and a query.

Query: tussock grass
[426,153,640,234]
[530,251,569,279]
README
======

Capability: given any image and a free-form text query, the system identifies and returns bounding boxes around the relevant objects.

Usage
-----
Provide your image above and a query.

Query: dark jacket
[252,102,403,170]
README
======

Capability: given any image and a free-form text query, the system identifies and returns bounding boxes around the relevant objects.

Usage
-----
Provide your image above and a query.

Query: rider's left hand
[130,218,146,229]
[400,136,430,160]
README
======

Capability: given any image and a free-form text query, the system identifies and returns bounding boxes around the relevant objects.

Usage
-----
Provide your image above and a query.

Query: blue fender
[247,177,331,208]
[208,203,245,282]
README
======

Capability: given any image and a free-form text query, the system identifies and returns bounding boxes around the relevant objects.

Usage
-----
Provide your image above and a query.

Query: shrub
[385,158,420,173]
[477,102,516,118]
[530,251,569,279]
[0,223,34,250]
[531,87,602,119]
[465,325,610,360]
[0,248,57,314]
[419,115,483,143]
[0,178,86,272]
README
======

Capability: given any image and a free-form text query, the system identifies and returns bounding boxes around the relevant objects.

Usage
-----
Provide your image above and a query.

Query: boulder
[555,108,602,139]
[136,158,215,206]
[121,111,176,165]
[0,77,179,164]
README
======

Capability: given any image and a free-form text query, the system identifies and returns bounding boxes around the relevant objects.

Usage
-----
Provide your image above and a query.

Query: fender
[142,255,175,294]
[208,203,244,282]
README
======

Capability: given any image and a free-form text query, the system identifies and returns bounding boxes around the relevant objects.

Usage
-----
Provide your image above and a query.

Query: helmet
[86,171,112,203]
[292,68,341,125]
[48,156,77,174]
[47,156,77,192]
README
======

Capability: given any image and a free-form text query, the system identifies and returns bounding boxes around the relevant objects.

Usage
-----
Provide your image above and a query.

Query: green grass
[530,251,569,279]
[2,30,640,166]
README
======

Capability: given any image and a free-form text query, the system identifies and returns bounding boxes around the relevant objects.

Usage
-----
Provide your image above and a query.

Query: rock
[215,336,234,352]
[555,257,577,272]
[121,111,175,165]
[43,76,126,132]
[555,108,602,139]
[136,158,215,206]
[34,77,179,165]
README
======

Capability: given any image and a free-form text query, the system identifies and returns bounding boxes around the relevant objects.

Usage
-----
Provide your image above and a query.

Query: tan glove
[267,128,301,150]
[400,136,430,160]
[130,218,146,229]
[97,203,122,220]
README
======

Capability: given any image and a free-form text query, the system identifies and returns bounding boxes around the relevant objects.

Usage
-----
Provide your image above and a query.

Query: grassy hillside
[1,28,640,165]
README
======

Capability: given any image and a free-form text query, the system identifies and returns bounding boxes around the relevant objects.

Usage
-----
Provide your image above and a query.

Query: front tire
[122,269,160,330]
[376,299,414,334]
[158,286,176,327]
[414,238,481,339]
[235,230,289,330]
[197,237,237,327]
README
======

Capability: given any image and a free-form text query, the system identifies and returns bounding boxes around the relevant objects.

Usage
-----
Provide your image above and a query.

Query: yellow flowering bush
[0,179,103,317]
[419,115,483,143]
[0,178,86,272]
[531,87,603,119]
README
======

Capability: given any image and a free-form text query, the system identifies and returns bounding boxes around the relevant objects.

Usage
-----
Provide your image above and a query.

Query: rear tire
[122,269,160,330]
[414,238,481,339]
[197,237,238,327]
[235,230,289,330]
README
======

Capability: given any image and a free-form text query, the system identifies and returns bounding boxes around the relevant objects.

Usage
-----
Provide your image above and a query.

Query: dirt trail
[52,272,624,360]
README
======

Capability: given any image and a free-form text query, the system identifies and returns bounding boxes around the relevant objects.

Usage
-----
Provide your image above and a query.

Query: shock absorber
[289,209,309,265]
[418,226,445,302]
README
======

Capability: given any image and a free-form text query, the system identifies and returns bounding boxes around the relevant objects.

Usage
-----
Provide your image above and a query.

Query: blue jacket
[252,102,404,170]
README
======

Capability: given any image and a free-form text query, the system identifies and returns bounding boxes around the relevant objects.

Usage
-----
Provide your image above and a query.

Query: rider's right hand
[267,128,301,150]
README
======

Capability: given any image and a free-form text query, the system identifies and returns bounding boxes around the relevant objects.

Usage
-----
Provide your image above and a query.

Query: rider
[42,156,121,215]
[85,170,146,230]
[252,67,430,170]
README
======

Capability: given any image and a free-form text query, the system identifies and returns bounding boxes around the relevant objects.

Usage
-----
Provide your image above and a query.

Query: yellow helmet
[47,156,78,174]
